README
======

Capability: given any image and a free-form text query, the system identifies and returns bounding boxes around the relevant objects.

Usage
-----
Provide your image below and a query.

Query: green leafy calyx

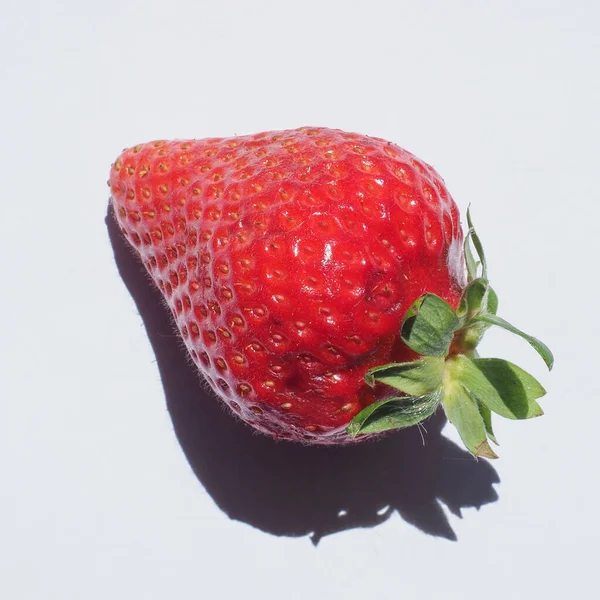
[348,208,554,458]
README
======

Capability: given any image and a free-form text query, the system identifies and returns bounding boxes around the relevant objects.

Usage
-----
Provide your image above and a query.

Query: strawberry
[109,127,552,456]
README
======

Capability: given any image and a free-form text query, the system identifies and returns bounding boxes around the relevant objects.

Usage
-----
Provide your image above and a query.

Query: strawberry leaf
[401,294,460,356]
[442,373,498,459]
[365,356,445,396]
[472,313,554,370]
[348,390,442,436]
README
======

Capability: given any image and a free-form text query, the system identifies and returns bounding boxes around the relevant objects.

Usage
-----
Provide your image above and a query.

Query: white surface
[1,1,599,598]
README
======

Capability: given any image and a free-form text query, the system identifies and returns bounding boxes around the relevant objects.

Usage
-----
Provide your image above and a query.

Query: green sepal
[365,356,445,396]
[442,370,498,459]
[464,230,480,283]
[348,390,442,436]
[472,313,554,370]
[477,400,498,445]
[469,357,545,419]
[466,206,488,280]
[401,294,460,356]
[456,278,498,352]
[347,208,552,458]
[458,277,499,320]
[449,354,544,420]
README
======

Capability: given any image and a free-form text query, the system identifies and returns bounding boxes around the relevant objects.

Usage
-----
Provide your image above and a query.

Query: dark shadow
[106,205,500,544]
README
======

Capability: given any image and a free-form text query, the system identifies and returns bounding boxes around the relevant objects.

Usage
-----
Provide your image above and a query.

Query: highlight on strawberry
[109,127,552,457]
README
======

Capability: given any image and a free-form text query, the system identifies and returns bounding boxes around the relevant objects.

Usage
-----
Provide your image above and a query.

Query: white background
[2,1,599,598]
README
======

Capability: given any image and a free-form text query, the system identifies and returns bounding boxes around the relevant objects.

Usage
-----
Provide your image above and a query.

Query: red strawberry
[109,127,552,456]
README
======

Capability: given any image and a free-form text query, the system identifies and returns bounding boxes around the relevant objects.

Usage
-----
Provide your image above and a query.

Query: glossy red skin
[110,127,465,444]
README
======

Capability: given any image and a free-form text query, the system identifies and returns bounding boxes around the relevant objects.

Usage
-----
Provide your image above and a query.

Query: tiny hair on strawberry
[109,126,552,457]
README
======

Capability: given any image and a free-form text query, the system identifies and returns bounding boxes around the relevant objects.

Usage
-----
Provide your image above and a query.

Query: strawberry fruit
[109,127,552,456]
